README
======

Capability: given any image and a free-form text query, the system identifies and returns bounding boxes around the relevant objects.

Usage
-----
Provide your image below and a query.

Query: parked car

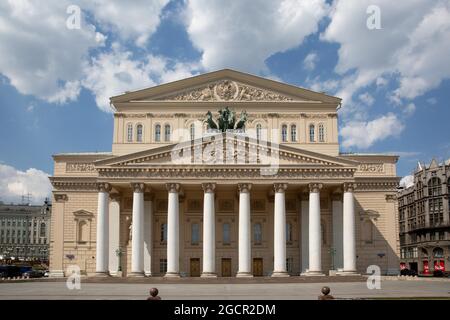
[0,265,22,278]
[43,270,50,277]
[433,270,444,277]
[23,270,44,278]
[400,268,417,276]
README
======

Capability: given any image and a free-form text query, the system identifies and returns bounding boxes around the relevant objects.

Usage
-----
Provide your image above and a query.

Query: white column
[273,183,289,277]
[130,183,145,276]
[96,183,110,275]
[108,194,120,276]
[342,183,358,275]
[306,183,324,276]
[202,183,217,277]
[165,183,180,277]
[332,193,343,271]
[237,183,252,277]
[144,193,153,276]
[300,193,309,274]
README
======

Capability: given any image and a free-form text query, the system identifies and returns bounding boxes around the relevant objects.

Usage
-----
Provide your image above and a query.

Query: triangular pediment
[95,134,357,169]
[110,69,341,104]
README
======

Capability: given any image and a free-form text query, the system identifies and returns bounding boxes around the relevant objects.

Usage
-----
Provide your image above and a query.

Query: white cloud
[303,52,318,71]
[399,175,414,188]
[82,44,200,112]
[403,103,416,116]
[81,0,170,46]
[0,164,51,205]
[322,0,450,108]
[0,0,169,108]
[427,97,437,105]
[341,113,404,149]
[358,92,375,106]
[0,1,106,104]
[184,0,329,73]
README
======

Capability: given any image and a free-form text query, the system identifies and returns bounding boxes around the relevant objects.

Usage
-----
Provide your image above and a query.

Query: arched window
[433,247,444,258]
[281,124,288,142]
[428,177,441,196]
[155,124,161,142]
[190,123,195,140]
[136,124,143,142]
[253,223,262,244]
[223,223,230,245]
[39,223,46,237]
[127,123,133,142]
[256,124,262,141]
[191,223,199,245]
[160,223,167,242]
[309,124,315,142]
[78,221,87,243]
[286,222,292,243]
[164,124,171,142]
[318,123,325,142]
[290,125,297,142]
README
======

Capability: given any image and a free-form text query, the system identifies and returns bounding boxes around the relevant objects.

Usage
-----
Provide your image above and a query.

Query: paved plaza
[0,278,449,300]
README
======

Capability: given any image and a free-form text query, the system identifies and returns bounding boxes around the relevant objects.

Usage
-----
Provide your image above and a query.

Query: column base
[49,270,65,278]
[164,272,181,278]
[236,272,253,278]
[336,270,360,276]
[301,270,325,276]
[201,272,217,278]
[94,271,110,277]
[144,271,152,277]
[128,271,145,277]
[271,271,290,277]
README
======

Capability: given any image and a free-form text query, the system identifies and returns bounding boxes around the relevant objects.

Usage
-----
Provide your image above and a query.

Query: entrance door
[190,258,200,277]
[221,258,232,277]
[253,258,263,277]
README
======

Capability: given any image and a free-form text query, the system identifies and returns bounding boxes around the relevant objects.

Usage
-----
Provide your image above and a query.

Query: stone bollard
[147,287,162,300]
[318,286,335,300]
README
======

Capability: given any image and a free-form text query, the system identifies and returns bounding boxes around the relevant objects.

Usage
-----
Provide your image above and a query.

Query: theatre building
[49,69,400,277]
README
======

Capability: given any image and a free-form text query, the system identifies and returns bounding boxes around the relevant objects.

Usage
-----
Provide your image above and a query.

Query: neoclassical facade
[49,69,400,277]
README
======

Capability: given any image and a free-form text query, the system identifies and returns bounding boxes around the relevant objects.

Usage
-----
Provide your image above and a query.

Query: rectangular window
[191,223,199,245]
[160,259,167,274]
[223,223,230,245]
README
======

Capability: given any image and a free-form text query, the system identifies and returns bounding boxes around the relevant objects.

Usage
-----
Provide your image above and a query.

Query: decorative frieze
[358,163,384,173]
[66,163,96,173]
[156,80,295,102]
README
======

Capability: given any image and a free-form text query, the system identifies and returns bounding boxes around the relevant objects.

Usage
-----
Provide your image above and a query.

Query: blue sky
[0,0,449,204]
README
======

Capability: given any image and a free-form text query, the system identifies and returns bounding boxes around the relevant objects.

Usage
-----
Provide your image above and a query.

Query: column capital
[131,182,146,193]
[166,183,181,193]
[343,182,357,193]
[54,193,68,202]
[202,183,216,193]
[97,182,112,193]
[238,183,252,193]
[308,183,323,193]
[273,183,288,193]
